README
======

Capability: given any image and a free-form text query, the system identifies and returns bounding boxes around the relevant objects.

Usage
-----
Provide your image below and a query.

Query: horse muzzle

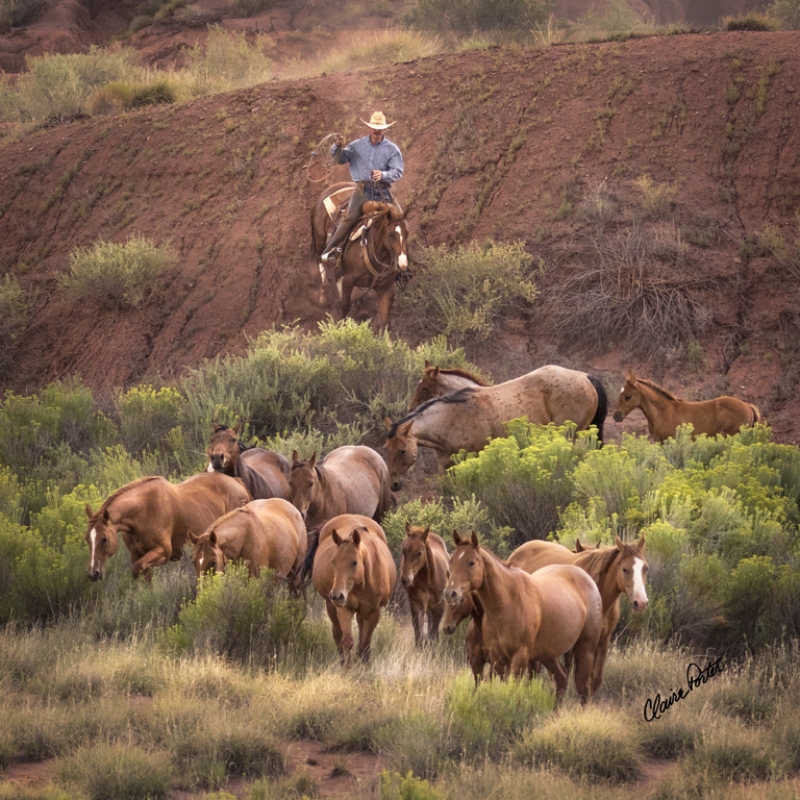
[612,411,625,423]
[88,568,103,582]
[208,455,226,471]
[443,587,461,605]
[329,590,348,607]
[390,479,404,493]
[400,573,415,589]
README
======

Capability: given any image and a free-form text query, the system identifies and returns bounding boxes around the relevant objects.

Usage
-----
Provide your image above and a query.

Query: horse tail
[587,375,608,446]
[749,404,762,425]
[297,525,321,588]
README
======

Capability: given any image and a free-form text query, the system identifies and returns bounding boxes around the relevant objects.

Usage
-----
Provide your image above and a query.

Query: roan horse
[399,523,449,646]
[189,498,307,591]
[385,365,608,488]
[311,181,410,330]
[613,371,762,442]
[506,535,649,694]
[444,531,603,704]
[311,513,397,665]
[85,472,250,581]
[289,445,391,529]
[206,422,291,500]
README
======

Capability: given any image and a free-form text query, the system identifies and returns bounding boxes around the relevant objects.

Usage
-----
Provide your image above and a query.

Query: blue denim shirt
[331,135,404,200]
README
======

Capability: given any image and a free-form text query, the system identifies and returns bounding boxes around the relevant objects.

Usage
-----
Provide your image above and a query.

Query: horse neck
[574,548,622,612]
[473,549,518,617]
[438,372,479,393]
[407,402,458,448]
[635,381,676,418]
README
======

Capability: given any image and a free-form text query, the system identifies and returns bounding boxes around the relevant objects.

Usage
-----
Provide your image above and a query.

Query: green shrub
[129,14,153,32]
[57,742,173,799]
[230,0,281,16]
[163,565,311,668]
[0,0,47,31]
[0,275,29,379]
[379,771,445,800]
[446,672,554,759]
[320,30,441,73]
[395,240,538,354]
[59,235,177,310]
[406,0,553,31]
[767,0,800,28]
[116,385,184,455]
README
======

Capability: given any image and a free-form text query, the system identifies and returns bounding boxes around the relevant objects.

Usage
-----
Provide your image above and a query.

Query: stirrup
[321,247,342,265]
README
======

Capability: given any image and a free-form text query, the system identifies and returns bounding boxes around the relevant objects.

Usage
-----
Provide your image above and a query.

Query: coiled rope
[306,132,341,183]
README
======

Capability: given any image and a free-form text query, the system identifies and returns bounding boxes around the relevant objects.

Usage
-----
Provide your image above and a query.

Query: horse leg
[427,600,444,642]
[375,283,396,331]
[339,275,356,320]
[326,600,354,667]
[409,598,424,648]
[356,608,381,663]
[591,630,611,695]
[130,546,170,580]
[572,638,597,705]
[542,657,569,706]
[509,648,531,680]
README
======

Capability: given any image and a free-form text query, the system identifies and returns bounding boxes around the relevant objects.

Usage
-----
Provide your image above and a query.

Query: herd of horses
[84,362,761,702]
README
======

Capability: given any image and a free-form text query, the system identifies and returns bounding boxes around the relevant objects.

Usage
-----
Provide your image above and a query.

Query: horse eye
[624,394,632,401]
[623,568,630,574]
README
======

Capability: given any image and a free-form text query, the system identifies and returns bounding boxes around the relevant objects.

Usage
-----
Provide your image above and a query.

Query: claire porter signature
[643,655,727,721]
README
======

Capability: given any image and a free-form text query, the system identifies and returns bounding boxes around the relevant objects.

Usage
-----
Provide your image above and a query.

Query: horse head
[85,504,120,581]
[399,522,431,589]
[444,530,483,605]
[407,361,440,410]
[614,534,649,612]
[329,526,366,607]
[289,450,318,521]
[612,372,641,423]
[189,528,227,578]
[379,207,409,274]
[383,416,417,491]
[207,422,242,473]
[441,591,476,635]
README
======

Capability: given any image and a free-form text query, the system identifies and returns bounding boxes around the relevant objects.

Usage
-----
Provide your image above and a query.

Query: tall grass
[320,30,441,73]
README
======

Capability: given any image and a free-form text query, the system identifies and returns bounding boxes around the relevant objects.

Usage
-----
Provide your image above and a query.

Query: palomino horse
[613,371,762,442]
[444,531,603,704]
[311,181,410,330]
[407,361,491,410]
[206,423,291,500]
[311,513,397,665]
[399,523,449,646]
[506,535,649,694]
[289,445,391,529]
[85,472,250,581]
[189,498,307,589]
[384,365,608,488]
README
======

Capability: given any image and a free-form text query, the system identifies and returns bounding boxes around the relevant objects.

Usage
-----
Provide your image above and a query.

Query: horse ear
[308,452,317,468]
[232,422,241,435]
[405,521,411,534]
[332,529,342,546]
[212,420,222,432]
[209,530,217,545]
[470,530,480,549]
[424,360,431,369]
[384,416,394,431]
[102,508,110,522]
[432,367,440,378]
[575,539,585,552]
[626,371,637,384]
[352,529,362,547]
[291,450,300,464]
[422,525,430,541]
[615,534,624,550]
[453,530,462,546]
[187,530,198,544]
[399,420,413,436]
[637,533,646,550]
[85,504,94,519]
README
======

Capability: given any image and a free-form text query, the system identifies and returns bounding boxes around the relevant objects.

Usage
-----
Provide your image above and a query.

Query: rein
[361,216,398,280]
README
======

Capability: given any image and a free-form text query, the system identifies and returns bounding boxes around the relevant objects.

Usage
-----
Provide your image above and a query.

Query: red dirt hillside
[1,26,800,441]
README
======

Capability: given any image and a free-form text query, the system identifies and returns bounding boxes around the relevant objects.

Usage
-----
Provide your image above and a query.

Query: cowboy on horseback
[320,111,404,268]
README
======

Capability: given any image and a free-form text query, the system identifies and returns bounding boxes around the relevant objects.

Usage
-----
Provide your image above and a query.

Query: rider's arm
[378,145,403,185]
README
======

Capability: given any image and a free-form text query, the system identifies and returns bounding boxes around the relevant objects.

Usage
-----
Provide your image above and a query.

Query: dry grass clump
[320,29,441,73]
[722,12,778,30]
[546,222,711,357]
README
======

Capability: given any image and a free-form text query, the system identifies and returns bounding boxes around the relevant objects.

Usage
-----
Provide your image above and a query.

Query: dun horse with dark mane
[206,422,291,500]
[613,371,761,442]
[311,182,410,330]
[85,473,250,581]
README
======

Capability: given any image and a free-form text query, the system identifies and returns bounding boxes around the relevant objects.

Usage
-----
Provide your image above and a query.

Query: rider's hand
[335,135,344,146]
[371,170,382,181]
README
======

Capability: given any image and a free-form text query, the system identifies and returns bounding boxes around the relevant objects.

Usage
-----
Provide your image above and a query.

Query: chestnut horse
[206,422,291,500]
[311,514,397,665]
[506,535,649,694]
[399,523,449,646]
[85,472,250,581]
[442,592,490,686]
[311,181,410,330]
[384,365,608,489]
[612,371,762,442]
[189,498,307,589]
[407,361,491,410]
[444,531,603,704]
[289,445,391,529]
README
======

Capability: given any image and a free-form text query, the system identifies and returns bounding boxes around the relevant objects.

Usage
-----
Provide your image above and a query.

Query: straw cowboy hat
[361,111,395,130]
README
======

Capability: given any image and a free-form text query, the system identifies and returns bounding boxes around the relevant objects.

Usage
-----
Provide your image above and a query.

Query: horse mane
[433,366,490,386]
[634,377,681,402]
[97,476,163,514]
[387,388,475,438]
[572,545,621,583]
